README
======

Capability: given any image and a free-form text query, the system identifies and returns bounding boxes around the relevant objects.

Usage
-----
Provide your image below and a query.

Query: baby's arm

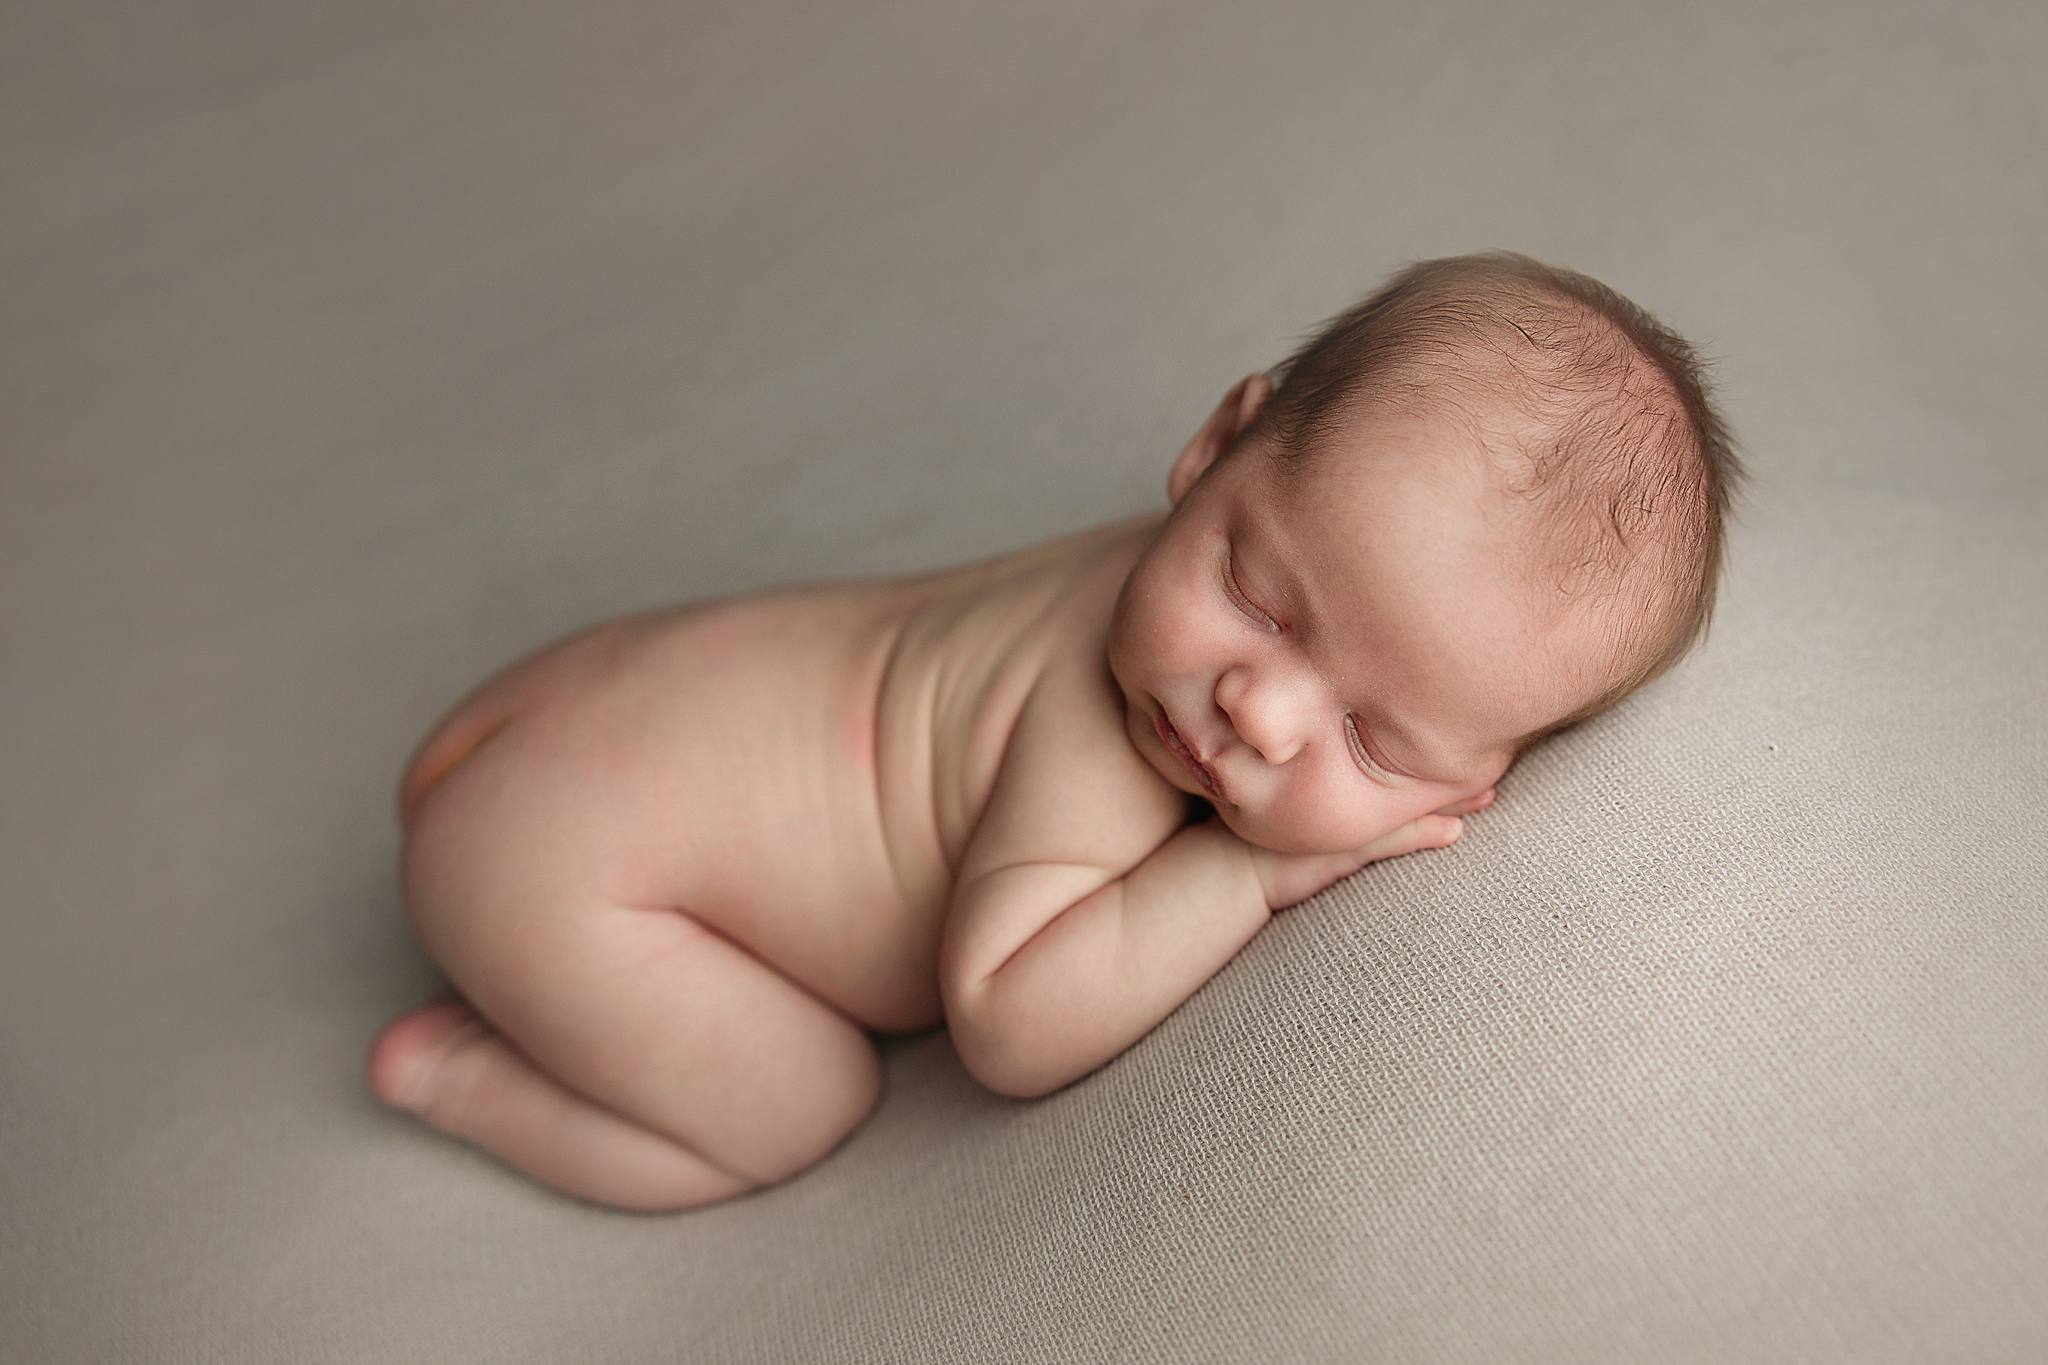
[945,812,1463,1099]
[945,819,1261,1099]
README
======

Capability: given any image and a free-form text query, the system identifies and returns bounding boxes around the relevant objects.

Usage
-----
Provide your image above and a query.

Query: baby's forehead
[1267,450,1503,569]
[1248,460,1573,656]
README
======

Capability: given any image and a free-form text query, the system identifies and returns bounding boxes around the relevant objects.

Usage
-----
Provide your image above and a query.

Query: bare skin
[367,372,1570,1213]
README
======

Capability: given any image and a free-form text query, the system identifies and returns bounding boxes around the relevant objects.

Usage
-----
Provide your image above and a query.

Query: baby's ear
[1168,372,1274,504]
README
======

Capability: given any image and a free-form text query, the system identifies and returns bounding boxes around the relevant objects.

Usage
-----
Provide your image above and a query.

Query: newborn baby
[368,250,1741,1213]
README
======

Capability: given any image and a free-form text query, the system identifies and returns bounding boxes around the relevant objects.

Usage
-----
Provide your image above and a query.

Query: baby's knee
[739,1048,884,1188]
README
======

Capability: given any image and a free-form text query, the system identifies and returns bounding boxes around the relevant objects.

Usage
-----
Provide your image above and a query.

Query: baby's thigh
[401,762,880,1180]
[396,681,765,982]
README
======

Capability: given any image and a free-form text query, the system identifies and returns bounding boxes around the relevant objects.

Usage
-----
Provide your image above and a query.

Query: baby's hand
[1250,788,1494,912]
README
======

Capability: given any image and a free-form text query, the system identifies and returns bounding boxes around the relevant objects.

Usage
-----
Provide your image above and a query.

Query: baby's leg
[374,771,883,1212]
[370,997,756,1211]
[372,896,883,1212]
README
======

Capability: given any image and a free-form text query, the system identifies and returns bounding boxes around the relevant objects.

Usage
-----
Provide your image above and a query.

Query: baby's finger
[1435,788,1495,818]
[1356,815,1463,866]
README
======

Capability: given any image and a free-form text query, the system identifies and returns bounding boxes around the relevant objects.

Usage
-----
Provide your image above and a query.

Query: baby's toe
[366,998,486,1114]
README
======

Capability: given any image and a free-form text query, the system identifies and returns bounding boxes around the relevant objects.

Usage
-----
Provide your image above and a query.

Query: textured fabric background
[4,1,2045,1361]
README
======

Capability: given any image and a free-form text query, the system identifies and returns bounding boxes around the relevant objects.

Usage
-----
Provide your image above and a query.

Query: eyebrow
[1240,510,1458,784]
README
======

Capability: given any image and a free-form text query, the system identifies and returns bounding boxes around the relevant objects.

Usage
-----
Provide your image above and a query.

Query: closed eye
[1221,545,1279,632]
[1224,541,1395,785]
[1345,715,1397,784]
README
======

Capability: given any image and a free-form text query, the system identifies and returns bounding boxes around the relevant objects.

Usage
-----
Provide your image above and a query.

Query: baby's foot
[365,996,755,1212]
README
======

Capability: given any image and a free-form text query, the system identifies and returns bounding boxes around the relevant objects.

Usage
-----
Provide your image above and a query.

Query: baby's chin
[1217,799,1426,858]
[1210,803,1341,857]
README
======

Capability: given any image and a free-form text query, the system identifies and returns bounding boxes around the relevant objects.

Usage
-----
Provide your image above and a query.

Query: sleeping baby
[367,249,1743,1212]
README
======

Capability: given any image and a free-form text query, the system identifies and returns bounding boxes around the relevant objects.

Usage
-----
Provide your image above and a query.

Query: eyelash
[1221,545,1391,782]
[1220,546,1279,633]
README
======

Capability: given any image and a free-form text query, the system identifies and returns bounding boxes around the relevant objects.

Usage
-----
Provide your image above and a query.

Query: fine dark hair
[1244,250,1749,761]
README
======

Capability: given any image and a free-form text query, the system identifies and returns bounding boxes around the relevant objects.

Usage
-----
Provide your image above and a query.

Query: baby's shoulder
[954,602,1191,891]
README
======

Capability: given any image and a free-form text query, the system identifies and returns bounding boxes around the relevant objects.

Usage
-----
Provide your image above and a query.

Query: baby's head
[1107,250,1746,854]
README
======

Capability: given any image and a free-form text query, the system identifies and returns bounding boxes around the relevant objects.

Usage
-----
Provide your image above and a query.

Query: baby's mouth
[1154,707,1226,801]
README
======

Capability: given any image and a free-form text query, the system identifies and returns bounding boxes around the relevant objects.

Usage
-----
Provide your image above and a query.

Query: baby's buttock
[570,585,953,1034]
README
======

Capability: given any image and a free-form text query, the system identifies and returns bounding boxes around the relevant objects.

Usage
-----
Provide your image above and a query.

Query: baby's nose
[1218,691,1308,766]
[1238,718,1305,766]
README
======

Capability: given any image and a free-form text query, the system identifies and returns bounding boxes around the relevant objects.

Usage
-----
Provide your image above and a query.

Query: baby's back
[560,513,1159,1035]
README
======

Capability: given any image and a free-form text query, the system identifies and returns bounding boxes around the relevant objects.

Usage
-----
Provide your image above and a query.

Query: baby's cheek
[1270,796,1386,856]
